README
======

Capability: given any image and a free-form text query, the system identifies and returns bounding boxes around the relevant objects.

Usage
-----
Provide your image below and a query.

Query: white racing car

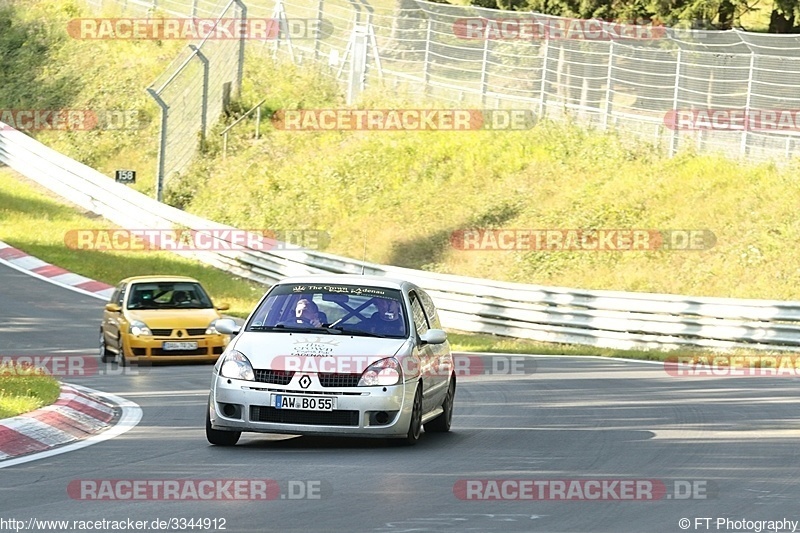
[206,275,456,445]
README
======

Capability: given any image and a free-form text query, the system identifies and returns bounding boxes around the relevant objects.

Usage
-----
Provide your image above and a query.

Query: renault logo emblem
[299,375,312,389]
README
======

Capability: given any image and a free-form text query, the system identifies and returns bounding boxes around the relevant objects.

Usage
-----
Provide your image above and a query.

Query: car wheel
[115,337,127,367]
[425,376,455,433]
[403,383,423,445]
[206,401,241,446]
[99,329,112,363]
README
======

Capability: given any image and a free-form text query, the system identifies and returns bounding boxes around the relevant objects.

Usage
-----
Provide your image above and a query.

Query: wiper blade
[249,324,341,334]
[327,327,388,338]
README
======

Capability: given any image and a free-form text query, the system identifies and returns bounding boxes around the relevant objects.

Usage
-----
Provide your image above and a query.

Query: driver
[369,298,404,335]
[294,298,322,327]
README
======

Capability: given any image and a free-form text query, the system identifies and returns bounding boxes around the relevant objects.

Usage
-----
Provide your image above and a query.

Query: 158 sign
[115,169,136,183]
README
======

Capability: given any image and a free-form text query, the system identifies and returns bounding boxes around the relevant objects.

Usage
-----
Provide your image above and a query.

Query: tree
[468,0,795,31]
[769,0,798,32]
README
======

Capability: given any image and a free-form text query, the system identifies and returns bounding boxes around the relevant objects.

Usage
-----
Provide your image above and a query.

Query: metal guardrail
[2,123,800,352]
[220,98,267,158]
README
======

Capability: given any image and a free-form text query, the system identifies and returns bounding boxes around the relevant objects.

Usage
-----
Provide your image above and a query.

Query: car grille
[318,373,361,387]
[150,328,208,337]
[254,369,295,385]
[250,406,359,426]
[132,347,223,356]
[149,347,223,356]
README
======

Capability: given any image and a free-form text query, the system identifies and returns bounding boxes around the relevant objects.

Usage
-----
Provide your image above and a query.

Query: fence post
[233,0,247,98]
[314,0,325,59]
[347,25,368,104]
[189,45,209,152]
[668,49,682,156]
[479,22,490,105]
[740,51,755,156]
[601,41,614,129]
[555,43,565,104]
[423,17,432,91]
[147,88,168,203]
[538,39,549,118]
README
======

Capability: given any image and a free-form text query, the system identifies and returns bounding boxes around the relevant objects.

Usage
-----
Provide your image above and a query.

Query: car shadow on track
[231,431,462,450]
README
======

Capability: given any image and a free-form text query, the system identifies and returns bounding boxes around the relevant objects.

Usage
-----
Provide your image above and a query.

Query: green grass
[0,366,61,418]
[5,0,800,361]
[9,167,797,360]
[0,171,267,317]
[183,83,800,300]
[0,0,186,196]
[6,167,800,361]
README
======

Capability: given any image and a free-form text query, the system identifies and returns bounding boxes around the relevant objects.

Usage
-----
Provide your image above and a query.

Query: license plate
[162,341,198,350]
[273,394,336,411]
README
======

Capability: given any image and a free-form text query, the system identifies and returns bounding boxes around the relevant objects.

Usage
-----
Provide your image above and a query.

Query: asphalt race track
[3,262,800,533]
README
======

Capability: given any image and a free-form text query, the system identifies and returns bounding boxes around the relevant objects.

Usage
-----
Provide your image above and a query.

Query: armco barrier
[2,123,800,352]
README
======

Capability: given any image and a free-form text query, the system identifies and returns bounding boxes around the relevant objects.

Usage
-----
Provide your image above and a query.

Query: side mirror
[216,303,231,311]
[419,329,447,345]
[215,318,241,336]
[105,303,121,313]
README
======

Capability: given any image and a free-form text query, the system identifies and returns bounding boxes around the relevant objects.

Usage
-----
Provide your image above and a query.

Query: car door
[409,290,443,413]
[103,283,126,351]
[417,288,452,399]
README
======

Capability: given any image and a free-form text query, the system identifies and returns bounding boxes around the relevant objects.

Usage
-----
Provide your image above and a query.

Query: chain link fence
[268,0,800,163]
[84,0,800,197]
[84,0,245,200]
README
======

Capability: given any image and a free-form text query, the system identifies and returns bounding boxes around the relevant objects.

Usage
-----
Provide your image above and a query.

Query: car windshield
[127,282,213,309]
[246,283,408,338]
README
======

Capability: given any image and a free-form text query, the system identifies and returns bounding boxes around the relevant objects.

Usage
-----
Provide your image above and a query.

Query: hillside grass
[6,166,800,361]
[4,1,800,305]
[0,171,267,317]
[178,57,800,301]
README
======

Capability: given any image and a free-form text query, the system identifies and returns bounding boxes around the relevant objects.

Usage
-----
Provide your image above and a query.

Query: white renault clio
[207,275,455,446]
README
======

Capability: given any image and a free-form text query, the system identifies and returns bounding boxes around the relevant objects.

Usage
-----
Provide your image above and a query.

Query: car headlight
[358,357,402,386]
[129,320,152,336]
[219,350,254,381]
[206,319,219,335]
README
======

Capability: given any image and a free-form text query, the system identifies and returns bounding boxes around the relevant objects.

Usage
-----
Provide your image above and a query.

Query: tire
[206,401,241,446]
[99,329,112,363]
[403,383,423,446]
[115,337,127,367]
[425,376,455,433]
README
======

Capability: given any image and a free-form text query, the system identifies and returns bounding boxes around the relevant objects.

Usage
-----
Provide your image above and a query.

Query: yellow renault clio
[100,276,231,365]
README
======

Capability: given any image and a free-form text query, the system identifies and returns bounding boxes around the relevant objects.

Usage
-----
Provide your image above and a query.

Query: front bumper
[124,334,227,363]
[209,372,416,438]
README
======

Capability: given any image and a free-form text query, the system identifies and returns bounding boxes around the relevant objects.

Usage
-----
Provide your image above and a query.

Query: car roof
[120,275,201,284]
[275,274,411,291]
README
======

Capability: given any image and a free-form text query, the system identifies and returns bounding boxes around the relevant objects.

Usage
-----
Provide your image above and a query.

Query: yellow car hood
[125,308,220,329]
